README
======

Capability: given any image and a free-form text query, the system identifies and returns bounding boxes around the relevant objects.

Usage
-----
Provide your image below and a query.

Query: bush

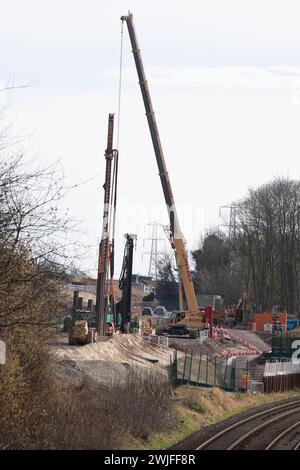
[0,335,174,449]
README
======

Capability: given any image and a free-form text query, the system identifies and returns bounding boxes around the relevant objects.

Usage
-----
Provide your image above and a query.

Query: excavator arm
[121,12,198,313]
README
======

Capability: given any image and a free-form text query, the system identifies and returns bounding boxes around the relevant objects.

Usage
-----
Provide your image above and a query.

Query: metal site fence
[263,359,300,393]
[173,349,264,393]
[271,332,300,358]
[170,351,300,394]
[245,330,300,360]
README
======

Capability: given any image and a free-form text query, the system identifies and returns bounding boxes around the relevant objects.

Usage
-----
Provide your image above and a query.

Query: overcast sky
[1,0,300,277]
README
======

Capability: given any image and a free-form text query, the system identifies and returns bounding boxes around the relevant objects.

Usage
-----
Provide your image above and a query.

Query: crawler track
[197,399,300,450]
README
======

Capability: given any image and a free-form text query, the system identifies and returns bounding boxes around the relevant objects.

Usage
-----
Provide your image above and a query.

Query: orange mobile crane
[121,13,203,335]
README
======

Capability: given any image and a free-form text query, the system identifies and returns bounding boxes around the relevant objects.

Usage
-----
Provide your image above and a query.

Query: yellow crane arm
[121,12,199,313]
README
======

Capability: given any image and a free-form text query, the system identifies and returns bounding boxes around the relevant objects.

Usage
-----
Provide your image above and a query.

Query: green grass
[122,408,201,450]
[122,386,300,450]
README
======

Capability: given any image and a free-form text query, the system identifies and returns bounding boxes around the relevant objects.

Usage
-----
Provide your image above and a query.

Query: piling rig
[116,233,137,332]
[95,113,118,336]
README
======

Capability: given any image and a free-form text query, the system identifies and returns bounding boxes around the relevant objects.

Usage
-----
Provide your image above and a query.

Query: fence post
[173,350,178,388]
[168,350,178,390]
[214,356,217,386]
[206,354,209,385]
[230,359,236,391]
[246,359,249,393]
[223,358,228,389]
[197,354,202,383]
[189,348,193,383]
[279,333,282,360]
[183,348,187,380]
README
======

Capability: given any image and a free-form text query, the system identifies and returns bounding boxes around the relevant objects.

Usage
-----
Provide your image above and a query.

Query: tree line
[157,178,300,316]
[0,107,174,448]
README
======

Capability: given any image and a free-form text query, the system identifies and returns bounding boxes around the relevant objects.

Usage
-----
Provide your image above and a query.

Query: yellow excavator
[68,318,97,346]
[68,292,97,345]
[121,13,203,337]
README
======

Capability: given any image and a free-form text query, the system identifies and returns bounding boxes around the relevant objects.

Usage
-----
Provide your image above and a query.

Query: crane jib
[121,13,199,313]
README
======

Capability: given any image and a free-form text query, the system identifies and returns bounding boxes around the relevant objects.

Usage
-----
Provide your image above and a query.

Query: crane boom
[121,12,198,313]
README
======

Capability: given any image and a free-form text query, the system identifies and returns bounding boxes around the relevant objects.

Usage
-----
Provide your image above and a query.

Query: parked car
[142,307,153,316]
[154,306,168,316]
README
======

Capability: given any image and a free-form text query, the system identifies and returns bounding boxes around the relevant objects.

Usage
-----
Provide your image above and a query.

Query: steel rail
[264,421,300,450]
[196,399,300,450]
[294,439,300,450]
[227,407,300,450]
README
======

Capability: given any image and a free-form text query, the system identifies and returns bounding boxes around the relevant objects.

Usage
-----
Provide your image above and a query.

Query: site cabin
[253,312,287,332]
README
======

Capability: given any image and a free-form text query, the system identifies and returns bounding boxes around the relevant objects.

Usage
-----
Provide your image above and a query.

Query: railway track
[265,421,300,450]
[294,439,300,450]
[197,399,300,450]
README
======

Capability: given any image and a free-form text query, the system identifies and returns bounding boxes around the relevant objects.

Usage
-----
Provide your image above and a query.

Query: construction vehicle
[68,316,97,345]
[211,309,237,327]
[177,280,237,327]
[95,114,119,336]
[207,298,239,327]
[68,292,97,345]
[212,296,245,326]
[116,233,137,332]
[121,13,203,336]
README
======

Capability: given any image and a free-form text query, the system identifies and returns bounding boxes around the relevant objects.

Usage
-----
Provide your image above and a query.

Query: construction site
[49,11,300,451]
[1,3,300,457]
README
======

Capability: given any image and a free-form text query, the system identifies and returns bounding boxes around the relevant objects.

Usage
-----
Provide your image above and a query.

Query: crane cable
[108,20,124,247]
[116,19,124,149]
[109,20,124,292]
[111,19,124,241]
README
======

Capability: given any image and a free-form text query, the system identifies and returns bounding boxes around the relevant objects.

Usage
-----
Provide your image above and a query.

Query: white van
[154,306,167,316]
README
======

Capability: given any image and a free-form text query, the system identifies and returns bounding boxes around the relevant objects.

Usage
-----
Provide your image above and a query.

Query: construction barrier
[211,327,258,356]
[133,328,169,347]
[225,349,257,357]
[247,322,257,331]
[199,329,209,343]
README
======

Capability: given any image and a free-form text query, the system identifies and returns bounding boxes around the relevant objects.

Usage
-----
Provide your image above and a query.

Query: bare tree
[156,252,180,310]
[234,178,300,314]
[0,155,73,328]
[192,229,242,306]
